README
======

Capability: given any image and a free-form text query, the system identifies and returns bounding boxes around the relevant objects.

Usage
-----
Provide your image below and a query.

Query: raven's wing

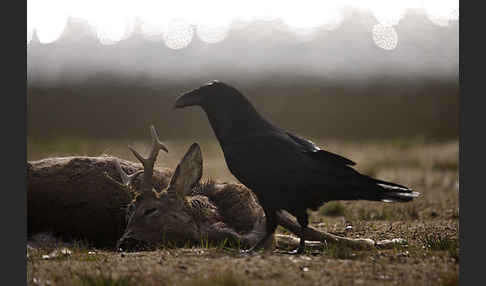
[285,131,356,166]
[222,130,357,190]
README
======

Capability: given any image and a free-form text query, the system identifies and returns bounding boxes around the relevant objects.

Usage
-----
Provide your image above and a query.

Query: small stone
[379,275,390,280]
[397,251,409,257]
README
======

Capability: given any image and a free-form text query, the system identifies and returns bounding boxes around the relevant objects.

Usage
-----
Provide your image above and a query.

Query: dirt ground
[27,138,459,286]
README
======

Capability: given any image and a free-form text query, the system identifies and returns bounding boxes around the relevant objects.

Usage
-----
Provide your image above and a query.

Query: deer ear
[167,143,203,199]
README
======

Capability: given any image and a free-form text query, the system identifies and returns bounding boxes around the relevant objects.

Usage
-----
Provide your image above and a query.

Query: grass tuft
[319,202,347,217]
[357,207,395,221]
[419,233,459,254]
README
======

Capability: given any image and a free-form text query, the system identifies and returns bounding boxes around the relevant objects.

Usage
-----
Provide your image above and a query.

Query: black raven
[174,80,420,253]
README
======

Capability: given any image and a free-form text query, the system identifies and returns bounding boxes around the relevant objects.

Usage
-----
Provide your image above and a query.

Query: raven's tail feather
[365,176,420,202]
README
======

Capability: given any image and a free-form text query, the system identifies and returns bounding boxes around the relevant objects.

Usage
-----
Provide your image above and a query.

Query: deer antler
[113,160,144,189]
[104,160,144,193]
[128,125,168,191]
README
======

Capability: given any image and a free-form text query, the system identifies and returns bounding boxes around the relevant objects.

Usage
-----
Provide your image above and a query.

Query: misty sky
[27,3,458,85]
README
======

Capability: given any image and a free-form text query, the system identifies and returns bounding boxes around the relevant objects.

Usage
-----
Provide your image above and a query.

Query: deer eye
[143,208,159,217]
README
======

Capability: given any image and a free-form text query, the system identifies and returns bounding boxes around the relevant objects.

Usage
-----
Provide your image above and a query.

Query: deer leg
[204,223,252,249]
[296,212,309,254]
[276,210,375,250]
[248,208,277,252]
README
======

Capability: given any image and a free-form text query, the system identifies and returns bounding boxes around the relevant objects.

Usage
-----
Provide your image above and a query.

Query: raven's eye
[143,208,158,216]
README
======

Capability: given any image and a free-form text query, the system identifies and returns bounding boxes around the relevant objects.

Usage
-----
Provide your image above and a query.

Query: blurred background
[27,0,459,180]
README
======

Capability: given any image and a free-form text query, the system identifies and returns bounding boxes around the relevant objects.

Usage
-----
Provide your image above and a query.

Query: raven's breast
[221,140,308,190]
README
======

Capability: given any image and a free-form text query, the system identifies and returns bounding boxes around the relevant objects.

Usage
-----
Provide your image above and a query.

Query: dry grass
[27,138,459,286]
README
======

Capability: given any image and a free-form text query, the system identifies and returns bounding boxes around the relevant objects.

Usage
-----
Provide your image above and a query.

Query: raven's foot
[296,245,305,254]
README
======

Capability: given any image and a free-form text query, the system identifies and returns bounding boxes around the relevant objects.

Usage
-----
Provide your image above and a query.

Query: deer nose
[117,236,154,252]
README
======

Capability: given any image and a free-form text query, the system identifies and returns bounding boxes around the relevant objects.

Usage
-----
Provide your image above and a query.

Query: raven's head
[174,80,274,144]
[174,80,233,109]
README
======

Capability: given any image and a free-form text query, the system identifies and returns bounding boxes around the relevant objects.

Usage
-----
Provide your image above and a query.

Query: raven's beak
[174,89,201,109]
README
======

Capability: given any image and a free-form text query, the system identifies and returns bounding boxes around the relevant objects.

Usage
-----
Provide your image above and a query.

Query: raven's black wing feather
[285,131,356,166]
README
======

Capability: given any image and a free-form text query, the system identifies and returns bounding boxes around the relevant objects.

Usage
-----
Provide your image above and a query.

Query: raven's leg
[249,208,278,252]
[296,211,309,254]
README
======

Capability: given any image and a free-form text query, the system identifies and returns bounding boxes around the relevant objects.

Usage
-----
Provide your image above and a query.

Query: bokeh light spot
[423,0,458,27]
[196,25,229,44]
[163,19,194,50]
[372,24,398,50]
[36,16,68,44]
[96,17,135,45]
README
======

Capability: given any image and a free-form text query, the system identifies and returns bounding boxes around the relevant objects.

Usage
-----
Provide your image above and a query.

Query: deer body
[27,154,267,250]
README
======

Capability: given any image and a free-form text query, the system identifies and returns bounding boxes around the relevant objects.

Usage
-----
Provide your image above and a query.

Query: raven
[174,80,420,253]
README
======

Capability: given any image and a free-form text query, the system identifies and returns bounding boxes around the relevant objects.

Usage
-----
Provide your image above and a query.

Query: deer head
[113,125,206,251]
